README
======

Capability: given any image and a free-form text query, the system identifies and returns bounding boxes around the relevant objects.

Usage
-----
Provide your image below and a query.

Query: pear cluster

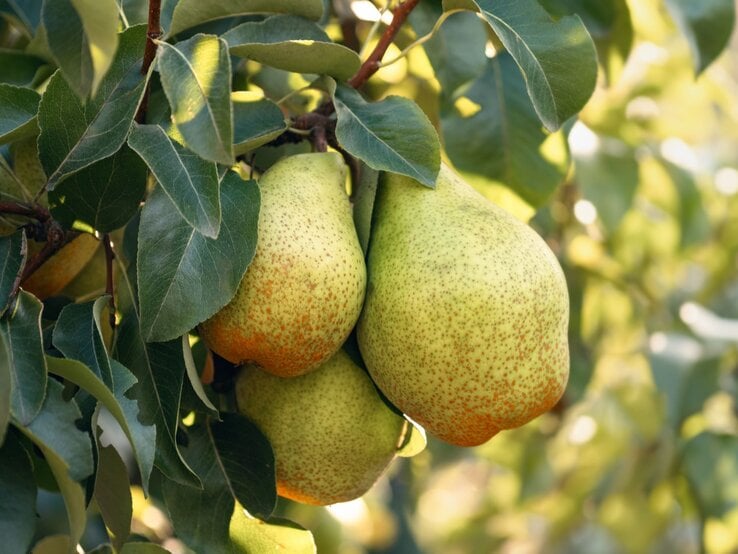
[202,153,570,506]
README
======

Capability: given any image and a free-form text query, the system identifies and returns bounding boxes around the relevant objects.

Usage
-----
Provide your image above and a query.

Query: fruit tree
[1,0,737,553]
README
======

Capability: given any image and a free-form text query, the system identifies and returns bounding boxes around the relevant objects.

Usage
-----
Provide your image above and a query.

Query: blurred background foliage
[21,0,738,552]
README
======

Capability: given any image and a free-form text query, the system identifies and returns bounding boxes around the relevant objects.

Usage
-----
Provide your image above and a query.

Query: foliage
[0,0,736,552]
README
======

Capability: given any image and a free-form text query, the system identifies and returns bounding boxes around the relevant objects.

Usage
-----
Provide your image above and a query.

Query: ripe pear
[236,349,407,505]
[357,164,569,447]
[1,139,100,299]
[200,153,366,377]
[21,233,100,299]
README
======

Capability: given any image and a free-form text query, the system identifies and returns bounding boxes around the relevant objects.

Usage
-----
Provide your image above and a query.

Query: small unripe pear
[358,164,569,447]
[200,153,366,377]
[236,350,407,505]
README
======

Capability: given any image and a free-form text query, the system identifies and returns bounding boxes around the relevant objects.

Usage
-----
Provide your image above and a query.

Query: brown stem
[134,0,162,124]
[103,234,116,331]
[19,222,75,284]
[0,201,50,222]
[347,0,421,89]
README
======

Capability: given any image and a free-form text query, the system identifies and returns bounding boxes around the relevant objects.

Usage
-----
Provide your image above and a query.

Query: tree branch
[0,201,50,222]
[134,0,162,124]
[347,0,421,89]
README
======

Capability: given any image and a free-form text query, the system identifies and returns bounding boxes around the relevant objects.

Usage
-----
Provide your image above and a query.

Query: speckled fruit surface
[236,350,407,505]
[200,153,367,377]
[357,164,570,447]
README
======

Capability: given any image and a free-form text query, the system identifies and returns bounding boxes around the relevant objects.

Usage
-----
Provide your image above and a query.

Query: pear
[235,349,407,505]
[357,164,569,447]
[21,233,100,299]
[200,153,366,377]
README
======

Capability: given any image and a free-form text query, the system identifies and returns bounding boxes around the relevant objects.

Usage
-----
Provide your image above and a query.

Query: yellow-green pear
[357,164,569,447]
[236,349,407,505]
[200,153,366,377]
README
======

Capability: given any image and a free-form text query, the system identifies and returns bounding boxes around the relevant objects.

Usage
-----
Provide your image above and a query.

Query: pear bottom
[236,350,407,505]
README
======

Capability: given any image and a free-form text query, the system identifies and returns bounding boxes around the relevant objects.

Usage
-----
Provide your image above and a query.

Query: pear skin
[236,350,407,505]
[22,233,100,300]
[357,164,569,447]
[200,153,366,377]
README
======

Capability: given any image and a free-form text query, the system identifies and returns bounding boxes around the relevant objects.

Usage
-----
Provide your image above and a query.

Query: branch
[347,0,421,89]
[103,234,116,331]
[19,222,77,285]
[134,0,162,124]
[0,201,50,222]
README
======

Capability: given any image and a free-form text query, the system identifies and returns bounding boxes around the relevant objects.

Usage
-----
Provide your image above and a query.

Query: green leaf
[0,49,49,87]
[409,3,487,97]
[666,0,735,74]
[50,298,156,491]
[0,231,26,314]
[232,91,287,155]
[47,355,157,493]
[182,335,218,416]
[157,34,233,166]
[223,15,361,81]
[210,413,277,519]
[539,0,633,85]
[230,514,316,554]
[441,54,568,207]
[38,25,148,190]
[333,85,440,187]
[0,0,42,35]
[473,0,597,131]
[0,290,46,425]
[168,0,323,36]
[128,123,221,238]
[114,258,200,489]
[352,162,378,255]
[53,298,114,387]
[0,332,10,442]
[163,423,295,553]
[0,432,36,553]
[41,0,120,98]
[121,543,172,554]
[682,432,738,518]
[48,145,147,232]
[162,423,242,552]
[94,443,132,551]
[31,536,76,554]
[0,84,40,145]
[138,172,260,342]
[17,379,92,551]
[573,137,637,233]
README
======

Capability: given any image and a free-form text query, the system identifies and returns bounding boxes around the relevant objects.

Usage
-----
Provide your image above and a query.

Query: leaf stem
[103,234,116,331]
[135,0,162,124]
[348,0,422,89]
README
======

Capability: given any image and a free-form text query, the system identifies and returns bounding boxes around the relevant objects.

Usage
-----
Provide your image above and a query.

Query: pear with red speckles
[357,164,570,447]
[236,349,408,505]
[200,153,366,377]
